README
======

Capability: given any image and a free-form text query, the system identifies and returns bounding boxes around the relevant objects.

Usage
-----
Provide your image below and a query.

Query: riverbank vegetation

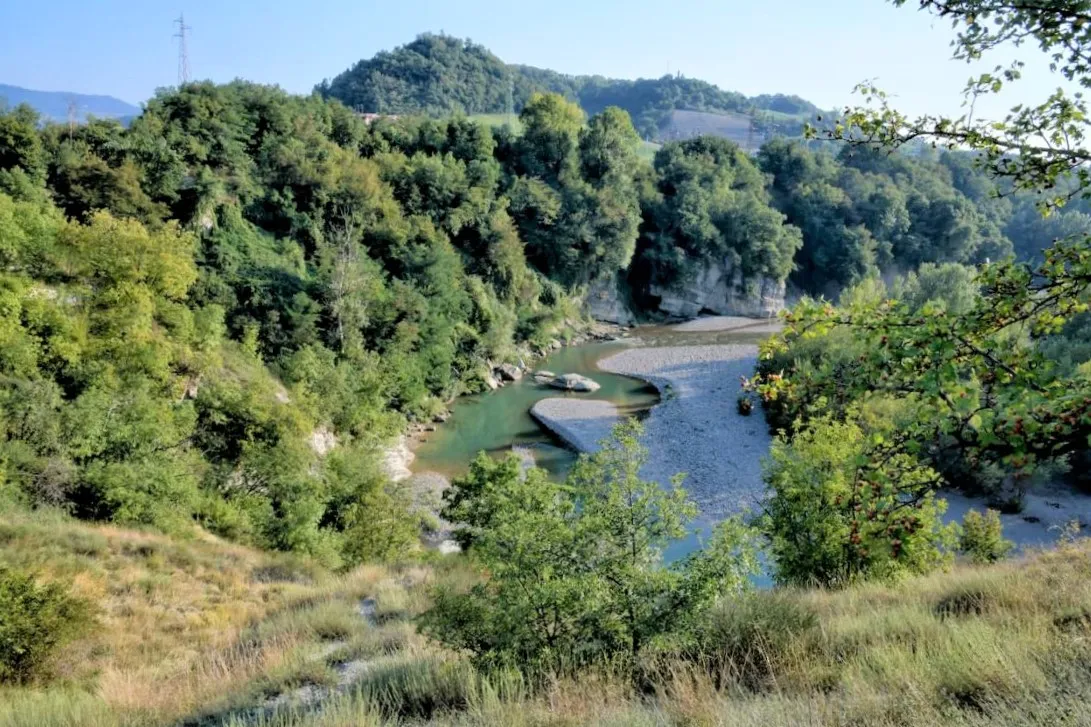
[3,0,1091,723]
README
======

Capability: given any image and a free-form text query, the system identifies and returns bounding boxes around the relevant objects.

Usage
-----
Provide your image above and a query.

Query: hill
[0,83,140,123]
[316,33,826,140]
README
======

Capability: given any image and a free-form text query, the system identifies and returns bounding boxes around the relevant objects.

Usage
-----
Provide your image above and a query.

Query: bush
[0,568,91,683]
[959,509,1013,564]
[761,416,955,587]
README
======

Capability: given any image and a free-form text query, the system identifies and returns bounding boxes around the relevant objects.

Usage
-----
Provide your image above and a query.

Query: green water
[412,340,660,479]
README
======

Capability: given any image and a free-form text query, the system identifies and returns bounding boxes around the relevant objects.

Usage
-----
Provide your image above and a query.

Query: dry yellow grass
[3,508,1091,727]
[0,509,416,726]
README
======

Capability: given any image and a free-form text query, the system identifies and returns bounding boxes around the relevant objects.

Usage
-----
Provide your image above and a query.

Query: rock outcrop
[380,435,415,482]
[496,363,523,381]
[308,426,339,456]
[586,276,635,326]
[549,373,601,392]
[650,259,785,319]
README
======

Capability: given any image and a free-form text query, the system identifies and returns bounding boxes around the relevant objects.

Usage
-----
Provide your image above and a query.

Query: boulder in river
[497,363,523,382]
[550,373,602,393]
[533,369,556,384]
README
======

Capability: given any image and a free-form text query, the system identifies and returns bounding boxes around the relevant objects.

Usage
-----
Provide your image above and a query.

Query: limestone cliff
[649,258,785,319]
[585,276,635,325]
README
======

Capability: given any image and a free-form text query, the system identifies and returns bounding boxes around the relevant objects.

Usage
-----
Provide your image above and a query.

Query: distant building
[355,112,399,124]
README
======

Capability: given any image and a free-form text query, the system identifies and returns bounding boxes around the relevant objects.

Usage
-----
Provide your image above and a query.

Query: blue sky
[0,0,1067,120]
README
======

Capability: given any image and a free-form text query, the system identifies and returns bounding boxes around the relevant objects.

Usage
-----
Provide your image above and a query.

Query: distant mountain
[316,33,828,141]
[0,84,141,124]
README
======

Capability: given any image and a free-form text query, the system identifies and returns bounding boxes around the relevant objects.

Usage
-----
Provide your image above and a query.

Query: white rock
[497,363,523,381]
[650,258,785,319]
[380,435,415,482]
[586,276,635,326]
[549,373,601,393]
[308,426,339,456]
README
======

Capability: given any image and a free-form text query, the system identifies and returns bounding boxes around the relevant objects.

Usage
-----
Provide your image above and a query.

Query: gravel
[671,316,783,333]
[530,398,620,453]
[597,344,770,518]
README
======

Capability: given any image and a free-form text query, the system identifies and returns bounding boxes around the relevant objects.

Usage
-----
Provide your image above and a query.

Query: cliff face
[586,276,636,325]
[649,259,786,319]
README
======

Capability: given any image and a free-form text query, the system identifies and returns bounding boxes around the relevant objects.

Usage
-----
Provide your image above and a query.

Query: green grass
[4,507,1091,726]
[637,140,661,162]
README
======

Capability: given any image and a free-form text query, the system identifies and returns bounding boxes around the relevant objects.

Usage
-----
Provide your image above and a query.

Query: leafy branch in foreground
[817,1,1091,208]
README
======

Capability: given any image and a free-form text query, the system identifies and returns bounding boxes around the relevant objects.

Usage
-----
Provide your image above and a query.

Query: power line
[174,13,191,85]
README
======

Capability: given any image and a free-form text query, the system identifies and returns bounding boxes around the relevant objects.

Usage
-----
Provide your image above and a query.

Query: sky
[0,0,1071,121]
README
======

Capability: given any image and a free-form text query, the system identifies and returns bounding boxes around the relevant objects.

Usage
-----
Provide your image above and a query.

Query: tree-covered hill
[315,33,825,140]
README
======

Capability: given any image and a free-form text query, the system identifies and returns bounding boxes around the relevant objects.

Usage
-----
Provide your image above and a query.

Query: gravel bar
[530,398,620,453]
[598,344,770,518]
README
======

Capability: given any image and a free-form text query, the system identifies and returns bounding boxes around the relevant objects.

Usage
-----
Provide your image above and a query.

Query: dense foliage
[317,33,823,139]
[0,84,598,565]
[422,420,758,670]
[0,79,815,565]
[750,0,1091,587]
[0,568,89,683]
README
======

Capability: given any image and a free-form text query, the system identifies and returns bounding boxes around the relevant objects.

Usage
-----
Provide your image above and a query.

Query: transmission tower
[174,13,192,85]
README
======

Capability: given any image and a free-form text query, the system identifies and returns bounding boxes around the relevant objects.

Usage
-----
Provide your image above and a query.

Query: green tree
[959,508,1013,564]
[0,568,90,684]
[426,420,757,669]
[754,0,1091,555]
[762,416,955,587]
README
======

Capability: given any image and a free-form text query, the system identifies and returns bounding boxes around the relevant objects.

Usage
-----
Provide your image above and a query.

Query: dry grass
[0,510,422,727]
[3,508,1091,727]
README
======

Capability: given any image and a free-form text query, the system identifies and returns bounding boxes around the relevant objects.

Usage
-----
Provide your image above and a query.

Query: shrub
[736,394,753,416]
[0,568,91,683]
[959,509,1013,564]
[761,416,956,587]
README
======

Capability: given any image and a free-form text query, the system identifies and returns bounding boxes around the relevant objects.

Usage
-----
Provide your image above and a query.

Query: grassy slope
[3,509,1091,726]
[0,510,438,727]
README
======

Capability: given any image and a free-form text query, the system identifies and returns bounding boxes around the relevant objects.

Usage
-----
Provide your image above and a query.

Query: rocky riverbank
[597,344,770,518]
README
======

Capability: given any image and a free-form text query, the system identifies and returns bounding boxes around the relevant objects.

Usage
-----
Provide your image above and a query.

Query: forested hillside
[316,33,824,139]
[0,85,806,567]
[0,72,1082,572]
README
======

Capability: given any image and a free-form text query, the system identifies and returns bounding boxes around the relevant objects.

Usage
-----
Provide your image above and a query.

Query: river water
[411,317,1091,573]
[411,339,660,480]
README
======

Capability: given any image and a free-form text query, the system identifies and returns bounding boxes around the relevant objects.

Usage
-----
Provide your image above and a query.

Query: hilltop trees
[317,33,825,139]
[636,136,801,293]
